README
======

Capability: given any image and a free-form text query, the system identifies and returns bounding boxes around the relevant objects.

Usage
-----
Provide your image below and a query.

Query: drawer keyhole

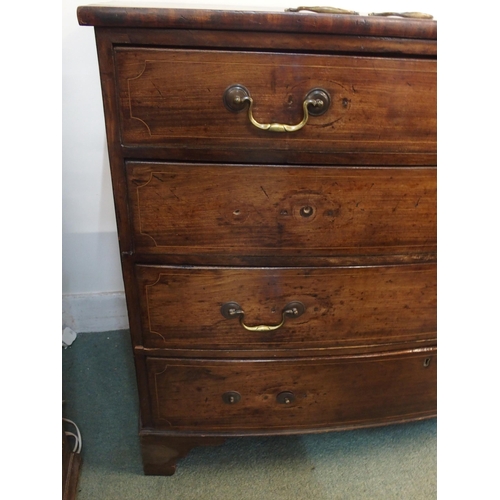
[276,391,296,404]
[222,391,241,404]
[300,206,314,218]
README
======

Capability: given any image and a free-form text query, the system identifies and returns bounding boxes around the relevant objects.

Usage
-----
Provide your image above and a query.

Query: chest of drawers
[77,5,437,475]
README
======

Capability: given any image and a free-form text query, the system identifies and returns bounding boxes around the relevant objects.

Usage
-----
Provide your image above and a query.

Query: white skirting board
[62,291,129,333]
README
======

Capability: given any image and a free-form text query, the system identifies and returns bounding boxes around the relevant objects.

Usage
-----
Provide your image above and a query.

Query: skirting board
[62,291,129,333]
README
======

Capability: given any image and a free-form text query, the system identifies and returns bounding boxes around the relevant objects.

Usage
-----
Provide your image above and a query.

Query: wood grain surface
[136,264,436,350]
[147,349,437,430]
[115,49,436,161]
[128,163,436,256]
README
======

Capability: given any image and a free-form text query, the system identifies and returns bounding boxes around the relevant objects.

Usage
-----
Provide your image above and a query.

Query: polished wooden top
[77,3,437,39]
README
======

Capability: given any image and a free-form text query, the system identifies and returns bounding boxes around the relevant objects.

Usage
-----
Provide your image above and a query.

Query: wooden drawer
[127,163,436,257]
[147,349,437,430]
[115,49,436,162]
[136,264,436,350]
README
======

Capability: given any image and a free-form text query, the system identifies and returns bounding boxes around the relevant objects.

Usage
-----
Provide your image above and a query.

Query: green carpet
[62,331,436,499]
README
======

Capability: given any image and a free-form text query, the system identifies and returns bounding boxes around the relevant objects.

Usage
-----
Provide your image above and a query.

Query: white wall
[62,0,439,331]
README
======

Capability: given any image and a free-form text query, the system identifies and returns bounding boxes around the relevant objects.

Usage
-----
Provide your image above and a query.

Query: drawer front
[136,264,436,350]
[147,350,437,430]
[115,49,436,160]
[127,163,436,256]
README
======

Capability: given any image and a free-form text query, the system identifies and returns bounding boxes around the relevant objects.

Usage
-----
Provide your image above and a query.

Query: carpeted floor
[62,330,437,499]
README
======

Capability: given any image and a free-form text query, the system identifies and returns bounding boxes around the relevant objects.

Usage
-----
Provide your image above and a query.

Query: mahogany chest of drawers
[77,5,437,475]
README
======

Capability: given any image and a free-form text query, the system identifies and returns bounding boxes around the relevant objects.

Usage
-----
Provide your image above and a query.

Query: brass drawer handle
[221,301,305,331]
[286,6,358,15]
[369,11,433,19]
[223,85,330,133]
[285,7,433,19]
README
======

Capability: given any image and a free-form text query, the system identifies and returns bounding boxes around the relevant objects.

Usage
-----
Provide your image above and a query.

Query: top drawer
[114,48,436,164]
